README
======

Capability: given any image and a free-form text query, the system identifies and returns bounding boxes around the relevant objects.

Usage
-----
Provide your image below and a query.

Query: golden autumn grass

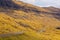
[0,0,60,40]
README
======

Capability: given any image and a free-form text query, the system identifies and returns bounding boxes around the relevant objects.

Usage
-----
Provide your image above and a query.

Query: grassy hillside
[0,0,60,40]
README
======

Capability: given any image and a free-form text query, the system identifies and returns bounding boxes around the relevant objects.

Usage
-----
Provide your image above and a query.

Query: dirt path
[0,31,24,37]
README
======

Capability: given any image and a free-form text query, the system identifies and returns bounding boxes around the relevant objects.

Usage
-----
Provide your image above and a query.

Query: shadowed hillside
[0,0,60,40]
[43,6,60,20]
[0,0,60,20]
[0,0,19,9]
[0,0,45,13]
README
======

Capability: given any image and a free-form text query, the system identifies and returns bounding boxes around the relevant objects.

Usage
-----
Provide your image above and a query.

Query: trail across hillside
[0,31,24,37]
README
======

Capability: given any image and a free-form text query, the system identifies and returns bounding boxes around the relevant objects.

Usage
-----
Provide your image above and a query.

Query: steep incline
[0,0,60,40]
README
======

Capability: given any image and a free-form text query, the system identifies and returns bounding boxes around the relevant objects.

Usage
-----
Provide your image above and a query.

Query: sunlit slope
[0,10,60,40]
[0,0,60,40]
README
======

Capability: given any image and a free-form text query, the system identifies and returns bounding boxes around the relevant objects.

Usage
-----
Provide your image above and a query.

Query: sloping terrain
[0,0,60,40]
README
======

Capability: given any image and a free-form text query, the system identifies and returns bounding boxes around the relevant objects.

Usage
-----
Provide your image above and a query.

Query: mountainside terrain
[0,0,60,40]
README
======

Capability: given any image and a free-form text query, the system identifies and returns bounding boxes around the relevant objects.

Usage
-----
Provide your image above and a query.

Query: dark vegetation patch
[0,0,20,9]
[56,13,60,16]
[16,21,36,30]
[0,0,41,13]
[17,22,31,27]
[51,13,60,20]
[9,14,28,19]
[42,12,60,20]
[54,13,60,19]
[56,27,60,30]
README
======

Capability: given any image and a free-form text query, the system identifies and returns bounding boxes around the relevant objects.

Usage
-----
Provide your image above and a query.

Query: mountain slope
[0,0,60,40]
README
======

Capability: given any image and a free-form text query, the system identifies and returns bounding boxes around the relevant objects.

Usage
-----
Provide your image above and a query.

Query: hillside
[0,0,60,40]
